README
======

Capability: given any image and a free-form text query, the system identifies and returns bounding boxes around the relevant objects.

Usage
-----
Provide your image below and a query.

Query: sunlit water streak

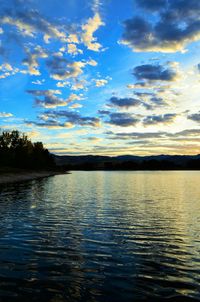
[0,171,200,301]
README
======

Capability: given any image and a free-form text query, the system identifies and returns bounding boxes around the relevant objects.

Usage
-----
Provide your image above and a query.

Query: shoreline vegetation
[0,130,67,185]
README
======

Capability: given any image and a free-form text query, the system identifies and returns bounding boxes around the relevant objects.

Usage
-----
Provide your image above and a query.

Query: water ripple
[0,171,200,301]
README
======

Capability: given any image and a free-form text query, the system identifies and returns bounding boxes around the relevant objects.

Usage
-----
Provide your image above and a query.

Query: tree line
[0,130,55,169]
[60,158,200,170]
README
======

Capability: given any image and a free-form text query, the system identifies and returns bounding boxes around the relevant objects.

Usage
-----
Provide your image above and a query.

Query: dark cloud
[106,130,168,140]
[46,56,71,80]
[177,129,200,136]
[22,46,47,75]
[107,112,139,127]
[169,0,200,18]
[121,17,152,51]
[35,95,66,108]
[0,8,68,42]
[98,110,111,115]
[150,96,166,106]
[26,119,69,129]
[134,92,155,97]
[109,96,141,108]
[135,0,167,11]
[143,113,177,125]
[42,110,100,127]
[27,89,52,96]
[133,64,177,81]
[107,94,165,112]
[46,55,85,80]
[121,0,200,52]
[27,89,67,108]
[85,137,101,142]
[106,128,200,141]
[188,112,200,123]
[134,92,166,108]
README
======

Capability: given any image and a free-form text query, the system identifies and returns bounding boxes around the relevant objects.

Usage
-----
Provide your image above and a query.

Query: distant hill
[54,154,200,170]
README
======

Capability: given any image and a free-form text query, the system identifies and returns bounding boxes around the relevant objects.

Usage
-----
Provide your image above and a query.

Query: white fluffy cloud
[81,13,104,51]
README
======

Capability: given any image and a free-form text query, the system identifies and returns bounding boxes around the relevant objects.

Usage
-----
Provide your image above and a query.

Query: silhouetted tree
[0,130,55,169]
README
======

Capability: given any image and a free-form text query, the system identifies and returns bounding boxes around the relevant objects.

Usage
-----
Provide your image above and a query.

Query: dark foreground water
[0,171,200,302]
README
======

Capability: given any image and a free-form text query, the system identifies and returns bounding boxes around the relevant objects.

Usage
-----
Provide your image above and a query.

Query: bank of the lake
[0,168,68,184]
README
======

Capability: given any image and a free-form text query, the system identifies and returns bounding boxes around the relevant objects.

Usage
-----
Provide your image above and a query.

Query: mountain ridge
[54,154,200,170]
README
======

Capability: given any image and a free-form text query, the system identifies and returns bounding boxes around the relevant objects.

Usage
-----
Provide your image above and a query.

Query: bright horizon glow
[0,0,200,156]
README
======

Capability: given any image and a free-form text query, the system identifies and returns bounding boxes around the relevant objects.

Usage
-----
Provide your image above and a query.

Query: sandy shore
[0,170,68,185]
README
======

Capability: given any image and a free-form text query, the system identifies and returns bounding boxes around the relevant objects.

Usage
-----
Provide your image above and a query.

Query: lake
[0,171,200,301]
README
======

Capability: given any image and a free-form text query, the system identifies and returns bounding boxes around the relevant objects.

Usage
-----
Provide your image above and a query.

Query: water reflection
[0,171,200,301]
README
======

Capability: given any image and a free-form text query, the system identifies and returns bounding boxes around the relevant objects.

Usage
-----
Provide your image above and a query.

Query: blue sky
[0,0,200,155]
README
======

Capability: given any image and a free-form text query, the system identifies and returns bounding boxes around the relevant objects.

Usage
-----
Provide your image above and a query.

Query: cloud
[27,90,82,108]
[87,59,98,66]
[120,0,200,53]
[46,55,94,81]
[0,62,20,79]
[81,13,104,51]
[188,111,200,123]
[127,82,148,89]
[71,81,86,91]
[105,130,168,140]
[1,9,68,43]
[107,112,139,127]
[0,112,13,118]
[98,110,111,115]
[56,81,70,88]
[94,79,108,87]
[65,34,79,44]
[133,92,167,109]
[143,113,177,125]
[67,93,83,103]
[32,79,45,85]
[46,55,81,80]
[177,129,200,136]
[67,43,83,56]
[0,63,13,72]
[92,0,102,13]
[104,91,168,115]
[133,64,178,81]
[109,96,141,108]
[69,103,83,109]
[26,120,74,129]
[85,136,102,143]
[36,95,67,108]
[150,96,166,107]
[23,46,48,75]
[106,128,200,141]
[127,82,172,90]
[135,0,167,11]
[27,89,61,96]
[38,110,101,127]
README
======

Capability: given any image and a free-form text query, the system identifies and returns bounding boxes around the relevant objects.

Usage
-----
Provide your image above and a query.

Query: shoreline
[0,169,68,185]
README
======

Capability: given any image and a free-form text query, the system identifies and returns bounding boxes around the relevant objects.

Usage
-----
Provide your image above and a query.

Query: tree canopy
[0,130,55,169]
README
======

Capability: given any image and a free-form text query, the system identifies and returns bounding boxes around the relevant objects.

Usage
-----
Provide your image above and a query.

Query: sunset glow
[0,0,200,155]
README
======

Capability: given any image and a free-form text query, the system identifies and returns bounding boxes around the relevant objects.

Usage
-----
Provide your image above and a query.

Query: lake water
[0,171,200,301]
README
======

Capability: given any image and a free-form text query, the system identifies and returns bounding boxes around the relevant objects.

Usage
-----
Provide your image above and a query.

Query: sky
[0,0,200,156]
